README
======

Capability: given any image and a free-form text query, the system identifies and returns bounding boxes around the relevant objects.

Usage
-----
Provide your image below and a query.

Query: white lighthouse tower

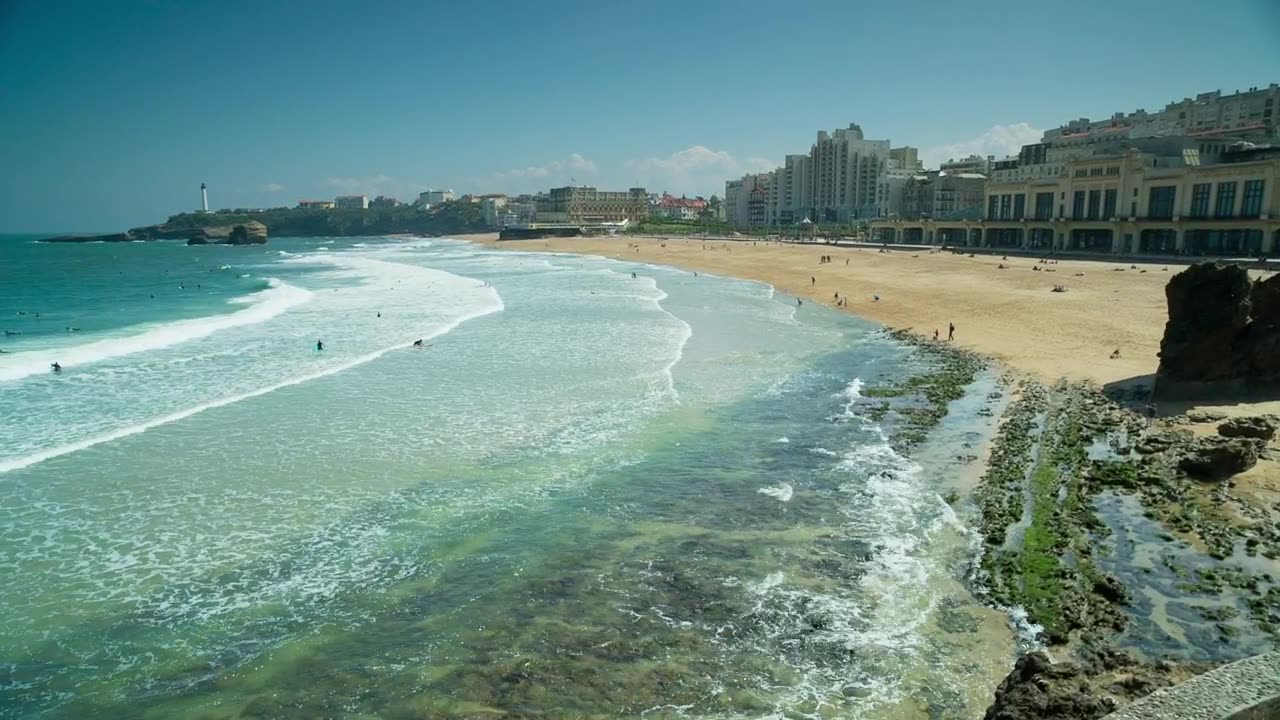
[200,183,209,213]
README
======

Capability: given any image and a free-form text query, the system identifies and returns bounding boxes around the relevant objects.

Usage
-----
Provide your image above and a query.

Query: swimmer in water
[316,339,324,351]
[51,362,62,373]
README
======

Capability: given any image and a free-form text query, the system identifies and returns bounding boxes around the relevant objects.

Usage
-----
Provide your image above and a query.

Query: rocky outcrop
[1178,437,1260,479]
[1218,415,1279,442]
[983,653,1119,720]
[1156,264,1280,397]
[226,221,267,244]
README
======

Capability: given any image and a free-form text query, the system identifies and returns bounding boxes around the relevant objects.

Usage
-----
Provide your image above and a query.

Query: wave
[757,483,793,502]
[0,280,313,383]
[0,292,503,474]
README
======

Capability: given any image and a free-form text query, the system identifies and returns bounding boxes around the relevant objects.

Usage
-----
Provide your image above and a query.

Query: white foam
[0,279,313,383]
[757,483,793,502]
[775,437,790,443]
[0,292,502,474]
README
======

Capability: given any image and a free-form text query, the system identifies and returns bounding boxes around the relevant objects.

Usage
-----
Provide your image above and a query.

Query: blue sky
[1,0,1277,232]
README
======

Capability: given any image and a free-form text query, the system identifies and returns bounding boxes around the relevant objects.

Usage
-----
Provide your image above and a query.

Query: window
[1103,189,1117,219]
[1013,194,1026,220]
[987,195,998,220]
[1087,189,1101,220]
[1242,179,1265,218]
[1214,182,1237,218]
[1089,167,1104,177]
[999,194,1012,220]
[1034,192,1054,220]
[1074,168,1087,178]
[1072,191,1085,219]
[1105,166,1120,176]
[1189,183,1211,218]
[1148,186,1176,219]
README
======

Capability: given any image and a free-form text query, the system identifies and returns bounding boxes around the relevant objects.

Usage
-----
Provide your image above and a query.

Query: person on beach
[810,276,815,286]
[797,298,802,306]
[948,322,955,341]
[934,329,939,341]
[316,339,324,351]
[631,272,637,279]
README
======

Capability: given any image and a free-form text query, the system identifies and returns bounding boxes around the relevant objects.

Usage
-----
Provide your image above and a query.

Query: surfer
[631,272,637,279]
[51,362,62,373]
[412,339,424,347]
[316,339,324,351]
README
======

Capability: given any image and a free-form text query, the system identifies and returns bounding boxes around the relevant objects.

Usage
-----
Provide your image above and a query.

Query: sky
[0,0,1278,232]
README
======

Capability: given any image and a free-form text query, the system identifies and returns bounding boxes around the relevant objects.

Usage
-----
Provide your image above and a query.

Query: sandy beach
[466,234,1180,387]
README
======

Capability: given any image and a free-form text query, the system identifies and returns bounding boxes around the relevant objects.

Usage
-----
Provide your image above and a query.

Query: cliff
[1155,262,1280,398]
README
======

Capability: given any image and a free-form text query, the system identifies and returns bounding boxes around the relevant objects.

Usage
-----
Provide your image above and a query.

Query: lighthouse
[201,183,209,213]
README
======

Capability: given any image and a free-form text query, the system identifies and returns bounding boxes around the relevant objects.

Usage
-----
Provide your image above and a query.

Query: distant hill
[41,201,489,243]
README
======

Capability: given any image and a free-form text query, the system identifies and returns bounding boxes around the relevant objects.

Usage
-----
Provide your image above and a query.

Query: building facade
[725,173,771,227]
[297,200,336,209]
[1043,84,1280,146]
[335,195,369,210]
[979,143,1279,255]
[535,186,648,223]
[810,124,889,222]
[416,189,456,206]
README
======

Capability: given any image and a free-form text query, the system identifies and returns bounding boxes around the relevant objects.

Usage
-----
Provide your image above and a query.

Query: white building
[415,189,456,207]
[810,124,889,222]
[725,173,771,227]
[1043,84,1279,146]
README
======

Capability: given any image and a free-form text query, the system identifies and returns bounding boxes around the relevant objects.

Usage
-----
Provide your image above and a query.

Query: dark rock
[1178,437,1259,479]
[1218,415,1278,441]
[983,653,1115,720]
[1156,263,1280,394]
[1092,574,1131,605]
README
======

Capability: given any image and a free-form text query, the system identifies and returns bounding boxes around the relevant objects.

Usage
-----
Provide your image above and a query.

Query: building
[810,124,890,222]
[725,173,771,227]
[941,155,992,176]
[769,154,813,225]
[481,196,508,228]
[534,186,648,224]
[889,147,923,172]
[976,141,1280,254]
[297,200,336,209]
[1043,84,1280,146]
[415,189,456,206]
[335,195,369,210]
[370,195,400,208]
[651,193,707,221]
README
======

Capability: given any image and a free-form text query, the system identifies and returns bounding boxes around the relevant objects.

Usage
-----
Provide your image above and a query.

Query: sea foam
[0,279,312,383]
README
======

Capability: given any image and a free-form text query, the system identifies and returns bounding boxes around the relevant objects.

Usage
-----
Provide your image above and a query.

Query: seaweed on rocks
[866,329,986,453]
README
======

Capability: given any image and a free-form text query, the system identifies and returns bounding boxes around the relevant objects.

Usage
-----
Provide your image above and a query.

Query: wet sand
[466,234,1179,387]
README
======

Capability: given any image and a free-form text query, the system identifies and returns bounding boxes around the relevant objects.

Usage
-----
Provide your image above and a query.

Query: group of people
[931,323,957,342]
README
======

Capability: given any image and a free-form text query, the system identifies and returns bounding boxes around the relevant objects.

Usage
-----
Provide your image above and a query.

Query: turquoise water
[0,236,1013,718]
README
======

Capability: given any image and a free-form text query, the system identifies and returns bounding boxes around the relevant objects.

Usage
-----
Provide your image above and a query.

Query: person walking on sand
[934,329,939,341]
[810,276,815,287]
[947,322,955,341]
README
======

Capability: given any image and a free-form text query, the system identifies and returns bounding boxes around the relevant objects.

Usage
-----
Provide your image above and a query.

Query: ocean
[0,235,1015,719]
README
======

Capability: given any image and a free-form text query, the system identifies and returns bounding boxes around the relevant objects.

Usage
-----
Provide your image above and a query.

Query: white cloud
[626,145,776,196]
[494,153,597,180]
[320,174,427,200]
[260,183,287,193]
[920,123,1044,170]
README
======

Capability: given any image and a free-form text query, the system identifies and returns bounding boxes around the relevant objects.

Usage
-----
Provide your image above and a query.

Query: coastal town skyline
[2,0,1278,232]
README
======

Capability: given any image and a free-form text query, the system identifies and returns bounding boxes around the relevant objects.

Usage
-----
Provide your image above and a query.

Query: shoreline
[469,234,1280,717]
[466,234,1185,387]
